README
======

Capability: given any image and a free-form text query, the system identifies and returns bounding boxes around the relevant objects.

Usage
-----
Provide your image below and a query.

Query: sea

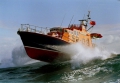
[0,43,120,83]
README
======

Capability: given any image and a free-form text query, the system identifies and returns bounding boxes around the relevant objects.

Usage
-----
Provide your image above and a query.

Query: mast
[79,11,91,29]
[86,11,91,27]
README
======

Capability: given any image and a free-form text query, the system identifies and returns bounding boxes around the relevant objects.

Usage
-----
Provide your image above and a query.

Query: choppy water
[0,43,120,83]
[0,54,120,83]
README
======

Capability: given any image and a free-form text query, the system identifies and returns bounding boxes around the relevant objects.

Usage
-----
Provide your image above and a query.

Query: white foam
[11,45,33,66]
[0,38,38,68]
[0,36,118,68]
[55,42,117,69]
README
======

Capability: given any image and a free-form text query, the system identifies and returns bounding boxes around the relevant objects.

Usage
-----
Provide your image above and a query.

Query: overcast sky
[0,0,120,59]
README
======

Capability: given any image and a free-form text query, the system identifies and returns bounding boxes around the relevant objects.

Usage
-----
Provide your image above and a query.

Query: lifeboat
[17,11,102,63]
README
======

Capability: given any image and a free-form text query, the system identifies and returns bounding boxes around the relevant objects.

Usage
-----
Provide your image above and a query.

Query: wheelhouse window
[50,27,63,33]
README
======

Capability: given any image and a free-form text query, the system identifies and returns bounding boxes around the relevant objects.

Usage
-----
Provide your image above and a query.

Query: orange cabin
[47,24,94,47]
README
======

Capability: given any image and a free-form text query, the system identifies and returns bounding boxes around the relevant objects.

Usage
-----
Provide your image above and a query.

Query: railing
[18,24,50,35]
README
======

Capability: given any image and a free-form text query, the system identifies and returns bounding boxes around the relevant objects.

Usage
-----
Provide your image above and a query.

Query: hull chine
[24,46,70,63]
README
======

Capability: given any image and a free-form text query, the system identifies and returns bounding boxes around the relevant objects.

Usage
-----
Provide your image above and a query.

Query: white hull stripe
[24,46,60,53]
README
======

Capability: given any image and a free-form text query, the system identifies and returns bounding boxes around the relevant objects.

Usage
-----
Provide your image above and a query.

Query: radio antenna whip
[68,15,74,27]
[60,14,66,27]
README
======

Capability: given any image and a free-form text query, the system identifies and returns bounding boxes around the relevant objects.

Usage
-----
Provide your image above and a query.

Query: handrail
[18,24,50,34]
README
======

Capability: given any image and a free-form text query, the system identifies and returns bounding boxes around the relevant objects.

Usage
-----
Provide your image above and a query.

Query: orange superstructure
[61,24,93,47]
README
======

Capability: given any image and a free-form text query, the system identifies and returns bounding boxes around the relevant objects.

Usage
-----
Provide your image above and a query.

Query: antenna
[68,15,74,27]
[60,14,66,27]
[86,11,91,27]
[72,18,76,24]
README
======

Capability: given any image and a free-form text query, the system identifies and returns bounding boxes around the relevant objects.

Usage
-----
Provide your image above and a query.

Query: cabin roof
[50,27,63,31]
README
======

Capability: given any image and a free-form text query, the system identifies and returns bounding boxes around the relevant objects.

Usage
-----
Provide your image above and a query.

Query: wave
[0,45,38,68]
[50,42,118,69]
[0,40,118,69]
